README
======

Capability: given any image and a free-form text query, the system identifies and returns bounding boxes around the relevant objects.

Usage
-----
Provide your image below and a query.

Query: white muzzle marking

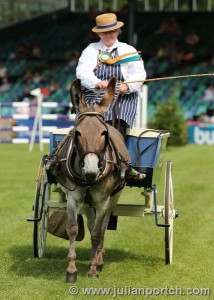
[83,153,100,180]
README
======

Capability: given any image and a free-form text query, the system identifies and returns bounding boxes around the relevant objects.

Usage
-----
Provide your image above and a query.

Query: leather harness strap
[49,112,128,188]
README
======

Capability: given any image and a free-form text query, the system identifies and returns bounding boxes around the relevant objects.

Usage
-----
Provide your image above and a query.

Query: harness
[47,111,131,190]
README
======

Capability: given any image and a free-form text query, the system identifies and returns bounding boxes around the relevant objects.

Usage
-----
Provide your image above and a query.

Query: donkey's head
[71,77,117,182]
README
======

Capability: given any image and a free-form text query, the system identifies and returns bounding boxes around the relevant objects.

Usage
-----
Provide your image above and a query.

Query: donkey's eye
[75,131,81,138]
[101,131,107,137]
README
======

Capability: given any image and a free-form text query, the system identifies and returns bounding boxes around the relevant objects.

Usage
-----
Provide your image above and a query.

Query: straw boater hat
[92,13,124,33]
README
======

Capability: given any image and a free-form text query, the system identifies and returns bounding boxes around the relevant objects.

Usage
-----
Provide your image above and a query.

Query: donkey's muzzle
[82,153,100,180]
[85,171,98,182]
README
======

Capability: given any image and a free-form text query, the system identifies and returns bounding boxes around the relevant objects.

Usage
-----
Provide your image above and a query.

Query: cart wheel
[33,155,50,258]
[164,161,174,265]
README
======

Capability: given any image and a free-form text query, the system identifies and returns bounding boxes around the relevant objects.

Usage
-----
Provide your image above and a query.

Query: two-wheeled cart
[27,127,178,264]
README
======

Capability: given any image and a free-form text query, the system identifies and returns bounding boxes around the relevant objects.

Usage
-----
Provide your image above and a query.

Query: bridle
[73,111,110,182]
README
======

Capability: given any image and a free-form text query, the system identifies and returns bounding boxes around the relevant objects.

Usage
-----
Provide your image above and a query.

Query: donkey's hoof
[66,271,77,282]
[97,265,103,272]
[88,273,99,279]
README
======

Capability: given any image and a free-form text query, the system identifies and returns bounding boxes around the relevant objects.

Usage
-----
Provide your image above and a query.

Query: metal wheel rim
[33,155,49,258]
[164,161,174,264]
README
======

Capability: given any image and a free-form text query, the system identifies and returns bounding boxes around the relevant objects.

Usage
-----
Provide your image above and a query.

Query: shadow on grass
[8,244,164,280]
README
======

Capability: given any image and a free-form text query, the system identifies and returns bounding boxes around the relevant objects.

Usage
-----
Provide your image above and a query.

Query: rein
[77,111,105,121]
[124,73,214,84]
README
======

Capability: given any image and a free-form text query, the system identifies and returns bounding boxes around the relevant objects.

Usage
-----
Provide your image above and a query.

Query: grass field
[0,144,213,300]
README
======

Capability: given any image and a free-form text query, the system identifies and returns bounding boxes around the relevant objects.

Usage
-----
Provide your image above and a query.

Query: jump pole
[29,88,43,152]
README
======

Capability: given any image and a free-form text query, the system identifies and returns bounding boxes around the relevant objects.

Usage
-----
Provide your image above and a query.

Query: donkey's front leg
[88,194,119,277]
[66,196,79,282]
[88,210,108,278]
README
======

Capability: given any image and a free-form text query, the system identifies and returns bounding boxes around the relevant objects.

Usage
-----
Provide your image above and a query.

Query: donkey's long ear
[97,77,117,110]
[70,78,87,113]
[70,78,81,114]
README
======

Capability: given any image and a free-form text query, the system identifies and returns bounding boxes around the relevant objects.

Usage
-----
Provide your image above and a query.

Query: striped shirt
[82,48,138,126]
[76,40,147,126]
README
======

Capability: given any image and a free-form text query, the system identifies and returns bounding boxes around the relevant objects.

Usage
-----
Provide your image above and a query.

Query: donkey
[50,77,131,282]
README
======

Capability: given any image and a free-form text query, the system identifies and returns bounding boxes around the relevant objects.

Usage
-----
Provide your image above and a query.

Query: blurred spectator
[182,52,195,62]
[155,20,167,34]
[31,44,42,59]
[18,87,32,102]
[155,18,181,35]
[15,44,28,59]
[210,54,214,67]
[65,51,80,67]
[209,110,214,123]
[0,62,8,80]
[0,76,11,94]
[156,41,183,66]
[33,70,45,84]
[211,54,214,66]
[185,30,200,46]
[9,43,42,60]
[197,112,210,123]
[183,29,200,63]
[203,84,214,102]
[49,78,59,93]
[23,69,33,84]
[165,17,181,34]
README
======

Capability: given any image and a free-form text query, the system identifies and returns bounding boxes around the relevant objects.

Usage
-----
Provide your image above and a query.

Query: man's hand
[95,80,108,89]
[119,83,130,94]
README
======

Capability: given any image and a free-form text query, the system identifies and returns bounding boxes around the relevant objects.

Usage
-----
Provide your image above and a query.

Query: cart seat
[126,128,170,188]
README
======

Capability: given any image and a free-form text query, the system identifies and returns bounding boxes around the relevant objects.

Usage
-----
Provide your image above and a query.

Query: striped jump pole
[0,137,50,144]
[0,126,74,144]
[0,89,75,149]
[0,114,75,120]
[0,102,73,108]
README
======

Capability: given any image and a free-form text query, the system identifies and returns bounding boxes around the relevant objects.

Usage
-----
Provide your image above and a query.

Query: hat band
[97,21,117,29]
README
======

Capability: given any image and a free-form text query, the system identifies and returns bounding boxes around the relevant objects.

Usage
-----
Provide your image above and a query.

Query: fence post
[134,84,148,128]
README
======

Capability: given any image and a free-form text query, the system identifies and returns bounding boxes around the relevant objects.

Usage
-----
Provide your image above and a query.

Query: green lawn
[0,144,213,299]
